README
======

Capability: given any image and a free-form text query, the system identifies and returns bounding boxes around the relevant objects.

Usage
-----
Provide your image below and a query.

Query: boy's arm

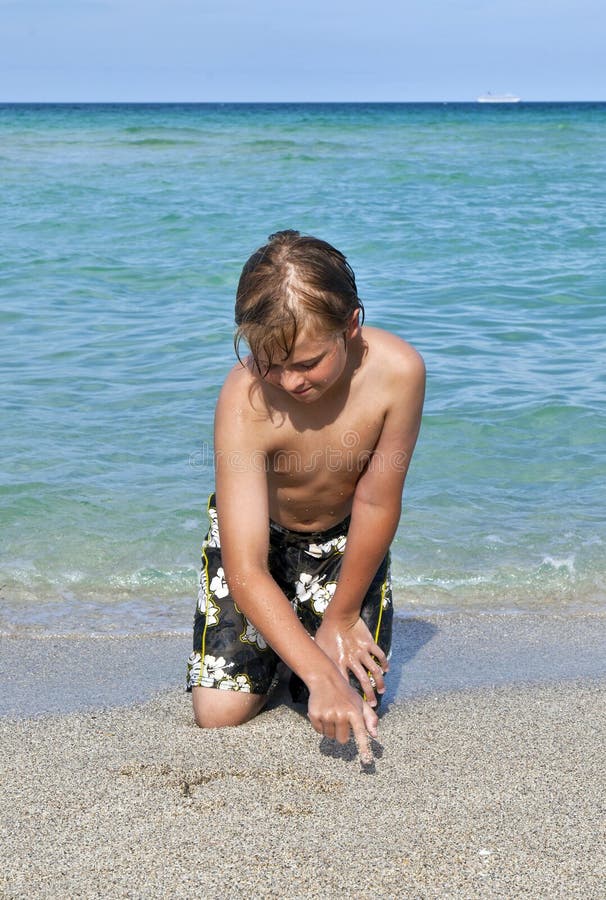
[213,373,378,761]
[315,346,425,703]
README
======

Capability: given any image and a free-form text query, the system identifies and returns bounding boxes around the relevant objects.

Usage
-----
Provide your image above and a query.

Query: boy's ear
[347,308,361,338]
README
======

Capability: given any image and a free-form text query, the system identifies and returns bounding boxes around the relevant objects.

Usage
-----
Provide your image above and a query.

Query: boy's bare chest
[264,404,385,480]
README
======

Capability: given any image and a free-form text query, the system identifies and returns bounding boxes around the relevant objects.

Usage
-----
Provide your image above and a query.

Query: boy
[187,230,424,763]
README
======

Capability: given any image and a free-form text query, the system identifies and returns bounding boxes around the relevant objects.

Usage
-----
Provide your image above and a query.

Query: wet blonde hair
[234,230,364,372]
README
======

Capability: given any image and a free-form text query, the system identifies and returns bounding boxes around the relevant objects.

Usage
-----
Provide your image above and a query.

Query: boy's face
[258,319,356,404]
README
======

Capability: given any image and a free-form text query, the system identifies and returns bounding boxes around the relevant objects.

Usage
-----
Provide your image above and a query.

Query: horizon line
[1,98,605,105]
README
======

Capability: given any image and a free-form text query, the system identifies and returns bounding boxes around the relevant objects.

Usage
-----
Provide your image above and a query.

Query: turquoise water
[1,102,605,634]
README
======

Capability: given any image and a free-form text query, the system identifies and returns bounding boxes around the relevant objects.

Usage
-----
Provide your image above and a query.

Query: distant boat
[477,92,521,103]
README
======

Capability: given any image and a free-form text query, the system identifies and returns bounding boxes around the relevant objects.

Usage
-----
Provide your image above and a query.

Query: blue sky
[1,0,604,102]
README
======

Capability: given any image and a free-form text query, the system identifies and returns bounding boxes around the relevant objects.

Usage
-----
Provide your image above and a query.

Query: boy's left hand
[314,616,389,707]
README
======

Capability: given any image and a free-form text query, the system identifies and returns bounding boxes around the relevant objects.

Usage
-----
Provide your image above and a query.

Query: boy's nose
[280,369,305,392]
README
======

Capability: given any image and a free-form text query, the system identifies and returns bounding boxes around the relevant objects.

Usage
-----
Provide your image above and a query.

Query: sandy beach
[1,615,605,898]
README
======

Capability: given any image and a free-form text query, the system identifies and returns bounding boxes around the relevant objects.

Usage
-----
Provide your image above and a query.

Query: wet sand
[1,614,605,898]
[3,611,606,718]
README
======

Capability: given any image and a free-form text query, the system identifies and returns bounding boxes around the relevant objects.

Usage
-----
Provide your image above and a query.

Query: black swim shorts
[186,493,393,700]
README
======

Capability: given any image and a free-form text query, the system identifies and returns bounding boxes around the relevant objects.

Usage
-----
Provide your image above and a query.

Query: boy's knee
[192,686,266,729]
[193,705,250,729]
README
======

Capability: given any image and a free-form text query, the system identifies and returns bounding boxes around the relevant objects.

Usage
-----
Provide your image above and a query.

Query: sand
[1,616,605,898]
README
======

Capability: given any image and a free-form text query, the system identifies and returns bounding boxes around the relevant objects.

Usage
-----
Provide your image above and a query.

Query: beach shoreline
[2,610,606,719]
[2,612,605,897]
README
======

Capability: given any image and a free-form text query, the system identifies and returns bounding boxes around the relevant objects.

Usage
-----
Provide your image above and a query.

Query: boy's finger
[364,657,386,695]
[362,700,379,739]
[355,730,373,766]
[370,645,389,672]
[354,707,378,765]
[335,717,351,746]
[322,722,336,741]
[352,665,378,707]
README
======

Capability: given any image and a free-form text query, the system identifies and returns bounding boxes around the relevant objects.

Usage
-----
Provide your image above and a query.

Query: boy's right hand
[306,668,378,765]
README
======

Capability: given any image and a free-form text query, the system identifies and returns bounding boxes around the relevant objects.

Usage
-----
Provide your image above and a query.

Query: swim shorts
[186,493,393,701]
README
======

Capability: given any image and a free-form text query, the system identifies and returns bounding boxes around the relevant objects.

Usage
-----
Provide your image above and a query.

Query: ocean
[1,102,605,636]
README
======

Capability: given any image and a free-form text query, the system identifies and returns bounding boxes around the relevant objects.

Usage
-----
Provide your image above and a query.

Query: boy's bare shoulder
[360,327,425,443]
[363,326,425,383]
[218,359,253,401]
[216,359,268,424]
